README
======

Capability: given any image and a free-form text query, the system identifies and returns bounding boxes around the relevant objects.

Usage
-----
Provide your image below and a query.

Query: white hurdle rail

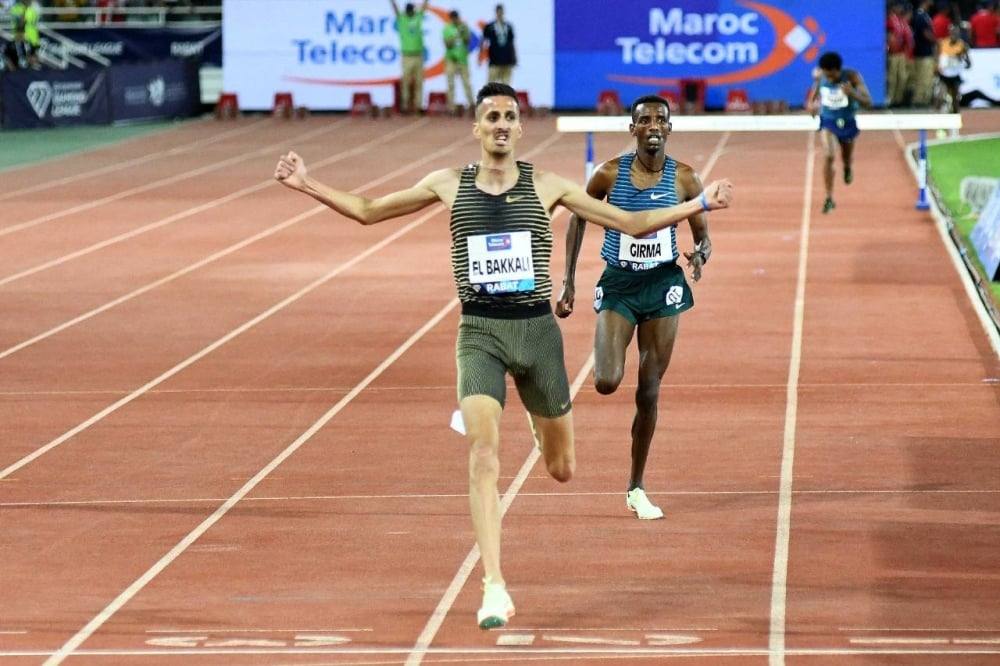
[557,113,963,210]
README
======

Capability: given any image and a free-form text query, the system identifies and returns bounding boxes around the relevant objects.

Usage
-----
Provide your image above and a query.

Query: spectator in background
[482,4,516,85]
[932,1,953,39]
[886,1,914,107]
[390,0,428,114]
[970,1,1000,47]
[937,23,971,113]
[443,10,474,115]
[910,0,937,106]
[10,0,40,69]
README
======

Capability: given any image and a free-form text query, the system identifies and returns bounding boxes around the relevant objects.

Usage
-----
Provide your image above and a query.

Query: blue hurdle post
[585,131,595,182]
[916,128,930,211]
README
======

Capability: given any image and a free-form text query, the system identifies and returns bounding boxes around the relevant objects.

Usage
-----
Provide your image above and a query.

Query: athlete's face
[474,96,522,155]
[630,103,671,155]
[821,67,841,84]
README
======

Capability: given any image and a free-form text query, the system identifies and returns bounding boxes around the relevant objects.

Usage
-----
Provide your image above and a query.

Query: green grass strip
[927,137,1000,306]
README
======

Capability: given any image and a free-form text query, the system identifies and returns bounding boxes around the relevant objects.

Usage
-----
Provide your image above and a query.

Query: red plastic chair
[350,92,376,117]
[725,89,751,113]
[272,91,294,118]
[656,88,681,113]
[515,90,532,116]
[427,92,449,116]
[214,92,239,120]
[596,89,623,115]
[679,78,706,113]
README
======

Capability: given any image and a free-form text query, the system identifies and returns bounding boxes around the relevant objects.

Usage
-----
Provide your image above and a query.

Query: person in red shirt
[887,1,915,106]
[932,2,953,40]
[970,1,1000,48]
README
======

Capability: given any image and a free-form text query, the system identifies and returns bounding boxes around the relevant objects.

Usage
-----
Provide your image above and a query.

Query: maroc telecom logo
[284,6,480,87]
[606,1,826,87]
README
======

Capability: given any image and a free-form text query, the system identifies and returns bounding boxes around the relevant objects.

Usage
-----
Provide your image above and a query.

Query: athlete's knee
[468,438,500,483]
[594,367,624,395]
[635,381,661,414]
[545,454,574,483]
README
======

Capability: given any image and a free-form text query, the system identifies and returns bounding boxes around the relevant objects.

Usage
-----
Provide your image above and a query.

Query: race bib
[467,231,535,294]
[618,230,671,269]
[819,85,849,109]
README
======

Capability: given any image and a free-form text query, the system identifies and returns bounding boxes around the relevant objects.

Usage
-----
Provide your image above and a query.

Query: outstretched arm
[555,161,615,318]
[274,151,445,225]
[389,0,400,17]
[542,171,733,238]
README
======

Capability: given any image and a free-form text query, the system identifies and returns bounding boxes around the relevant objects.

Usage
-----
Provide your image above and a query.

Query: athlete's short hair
[630,94,671,121]
[818,51,843,71]
[476,82,518,108]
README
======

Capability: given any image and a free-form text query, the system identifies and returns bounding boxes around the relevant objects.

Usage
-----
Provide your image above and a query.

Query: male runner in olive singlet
[275,82,734,629]
[556,95,710,520]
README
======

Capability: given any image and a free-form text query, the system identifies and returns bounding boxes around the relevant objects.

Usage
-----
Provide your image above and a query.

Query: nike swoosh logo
[650,192,669,200]
[506,195,525,203]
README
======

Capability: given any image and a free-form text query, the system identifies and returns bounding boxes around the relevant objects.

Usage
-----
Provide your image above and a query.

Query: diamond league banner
[554,0,887,109]
[1,66,110,129]
[108,60,201,122]
[42,26,222,67]
[223,0,555,110]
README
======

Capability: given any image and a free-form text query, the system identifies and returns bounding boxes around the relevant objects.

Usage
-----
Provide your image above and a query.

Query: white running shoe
[626,488,664,520]
[477,579,515,629]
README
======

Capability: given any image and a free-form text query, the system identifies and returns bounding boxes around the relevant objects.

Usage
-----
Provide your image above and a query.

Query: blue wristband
[699,191,710,211]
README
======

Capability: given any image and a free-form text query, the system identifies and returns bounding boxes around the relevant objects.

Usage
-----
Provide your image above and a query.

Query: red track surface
[1,112,998,666]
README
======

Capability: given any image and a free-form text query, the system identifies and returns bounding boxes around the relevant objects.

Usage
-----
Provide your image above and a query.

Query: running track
[1,112,998,665]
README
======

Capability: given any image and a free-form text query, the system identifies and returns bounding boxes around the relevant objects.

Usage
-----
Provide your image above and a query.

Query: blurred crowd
[887,0,998,108]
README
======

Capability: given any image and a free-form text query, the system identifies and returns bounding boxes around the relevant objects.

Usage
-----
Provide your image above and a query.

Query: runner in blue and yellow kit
[808,51,872,214]
[557,95,712,521]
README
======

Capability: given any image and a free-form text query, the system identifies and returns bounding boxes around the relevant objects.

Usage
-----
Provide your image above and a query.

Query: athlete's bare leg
[593,309,636,395]
[840,137,855,184]
[461,394,506,585]
[630,315,679,489]
[820,130,838,213]
[528,411,575,482]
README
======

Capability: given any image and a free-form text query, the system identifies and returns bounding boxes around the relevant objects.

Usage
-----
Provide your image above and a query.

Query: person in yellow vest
[390,0,429,115]
[443,10,474,115]
[936,24,971,114]
[10,0,40,69]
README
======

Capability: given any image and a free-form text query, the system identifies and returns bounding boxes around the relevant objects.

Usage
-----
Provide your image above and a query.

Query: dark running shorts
[820,116,860,143]
[594,260,693,325]
[456,311,572,417]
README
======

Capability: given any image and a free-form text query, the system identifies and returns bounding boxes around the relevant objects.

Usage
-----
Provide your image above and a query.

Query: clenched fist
[274,151,307,190]
[702,179,734,210]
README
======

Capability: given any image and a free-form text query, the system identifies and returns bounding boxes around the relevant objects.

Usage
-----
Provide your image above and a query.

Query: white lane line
[7,647,1000,657]
[543,635,640,646]
[0,118,347,239]
[0,206,446,482]
[698,131,730,179]
[145,628,373,633]
[0,119,269,202]
[768,131,815,666]
[41,297,462,666]
[849,638,951,645]
[0,121,447,361]
[498,627,718,632]
[841,627,1000,632]
[6,486,1000,508]
[404,348,596,666]
[1,379,993,397]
